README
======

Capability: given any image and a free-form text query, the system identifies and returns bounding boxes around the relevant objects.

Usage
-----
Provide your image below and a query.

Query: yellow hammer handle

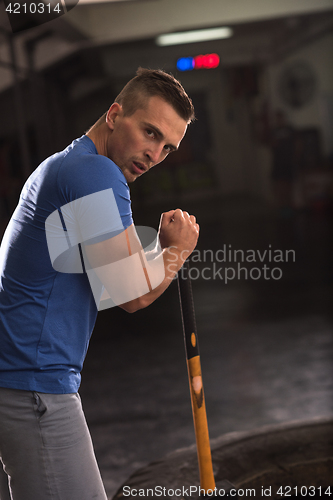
[187,355,216,492]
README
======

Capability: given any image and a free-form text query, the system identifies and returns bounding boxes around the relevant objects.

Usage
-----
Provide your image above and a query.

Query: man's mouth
[132,161,147,174]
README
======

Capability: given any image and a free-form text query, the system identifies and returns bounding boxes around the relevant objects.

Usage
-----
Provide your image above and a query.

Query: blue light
[177,57,194,72]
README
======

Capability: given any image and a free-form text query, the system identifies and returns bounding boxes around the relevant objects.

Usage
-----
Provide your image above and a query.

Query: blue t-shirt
[0,135,133,394]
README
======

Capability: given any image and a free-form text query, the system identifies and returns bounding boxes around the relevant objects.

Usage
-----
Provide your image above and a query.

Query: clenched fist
[158,209,199,260]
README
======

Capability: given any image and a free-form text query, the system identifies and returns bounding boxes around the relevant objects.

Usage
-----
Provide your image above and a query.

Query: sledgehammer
[177,260,236,498]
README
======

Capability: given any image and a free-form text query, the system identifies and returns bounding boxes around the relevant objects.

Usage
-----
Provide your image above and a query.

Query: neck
[86,122,109,157]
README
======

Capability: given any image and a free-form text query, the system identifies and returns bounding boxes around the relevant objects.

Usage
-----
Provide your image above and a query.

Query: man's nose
[145,145,164,165]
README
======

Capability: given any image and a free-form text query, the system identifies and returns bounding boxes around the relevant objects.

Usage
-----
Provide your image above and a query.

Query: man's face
[105,96,188,183]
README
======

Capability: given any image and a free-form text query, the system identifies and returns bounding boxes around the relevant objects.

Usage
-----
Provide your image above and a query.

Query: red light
[194,53,220,70]
[206,53,220,68]
[194,55,204,69]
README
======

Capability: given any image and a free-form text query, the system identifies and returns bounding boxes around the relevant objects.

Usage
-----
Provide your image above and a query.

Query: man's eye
[146,129,155,138]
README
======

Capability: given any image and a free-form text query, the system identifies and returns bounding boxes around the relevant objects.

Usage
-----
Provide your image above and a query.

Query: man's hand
[158,209,199,261]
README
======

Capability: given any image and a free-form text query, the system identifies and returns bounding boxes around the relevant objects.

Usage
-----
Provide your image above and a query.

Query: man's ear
[106,103,123,130]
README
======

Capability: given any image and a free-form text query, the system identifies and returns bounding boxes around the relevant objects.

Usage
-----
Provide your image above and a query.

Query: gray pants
[0,387,108,500]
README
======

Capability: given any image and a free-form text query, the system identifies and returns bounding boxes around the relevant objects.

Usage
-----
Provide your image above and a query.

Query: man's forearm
[119,246,186,313]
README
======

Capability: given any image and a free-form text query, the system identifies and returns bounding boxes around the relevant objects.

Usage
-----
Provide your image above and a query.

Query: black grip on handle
[177,260,200,360]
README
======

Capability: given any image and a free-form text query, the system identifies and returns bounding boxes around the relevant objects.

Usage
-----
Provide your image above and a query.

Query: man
[0,68,199,500]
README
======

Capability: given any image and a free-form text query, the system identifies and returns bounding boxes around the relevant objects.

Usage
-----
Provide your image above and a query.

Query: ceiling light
[156,27,233,47]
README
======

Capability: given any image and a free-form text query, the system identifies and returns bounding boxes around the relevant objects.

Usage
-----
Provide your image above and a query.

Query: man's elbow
[120,301,141,313]
[119,295,151,313]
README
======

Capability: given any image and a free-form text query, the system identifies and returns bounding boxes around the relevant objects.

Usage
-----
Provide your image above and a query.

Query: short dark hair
[114,68,195,123]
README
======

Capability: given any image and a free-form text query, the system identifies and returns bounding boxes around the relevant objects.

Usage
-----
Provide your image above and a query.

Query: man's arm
[83,209,199,313]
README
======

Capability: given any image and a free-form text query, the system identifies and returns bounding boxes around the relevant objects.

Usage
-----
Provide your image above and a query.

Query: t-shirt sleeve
[57,152,133,246]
